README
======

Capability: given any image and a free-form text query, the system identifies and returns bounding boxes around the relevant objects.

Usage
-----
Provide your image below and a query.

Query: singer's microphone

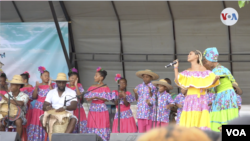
[165,61,177,68]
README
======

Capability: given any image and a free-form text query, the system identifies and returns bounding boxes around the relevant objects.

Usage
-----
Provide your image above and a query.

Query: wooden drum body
[42,109,72,141]
[0,99,21,121]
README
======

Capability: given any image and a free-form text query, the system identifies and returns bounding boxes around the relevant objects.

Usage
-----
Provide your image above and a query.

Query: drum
[42,109,72,141]
[0,99,21,121]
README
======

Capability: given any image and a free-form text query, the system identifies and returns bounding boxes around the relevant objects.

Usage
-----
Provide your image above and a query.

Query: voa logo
[220,7,238,26]
[226,129,246,136]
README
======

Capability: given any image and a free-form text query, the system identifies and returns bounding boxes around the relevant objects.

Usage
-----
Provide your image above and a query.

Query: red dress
[0,90,7,101]
[66,83,87,133]
[20,86,35,129]
[27,84,54,141]
[84,86,111,141]
[111,90,137,133]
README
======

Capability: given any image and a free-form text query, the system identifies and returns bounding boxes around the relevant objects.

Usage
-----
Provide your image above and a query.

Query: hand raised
[174,59,179,68]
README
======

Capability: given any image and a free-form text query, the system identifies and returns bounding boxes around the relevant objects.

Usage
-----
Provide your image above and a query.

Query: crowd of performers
[0,47,243,141]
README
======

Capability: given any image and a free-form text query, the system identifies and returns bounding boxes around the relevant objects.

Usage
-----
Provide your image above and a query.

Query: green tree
[238,0,249,8]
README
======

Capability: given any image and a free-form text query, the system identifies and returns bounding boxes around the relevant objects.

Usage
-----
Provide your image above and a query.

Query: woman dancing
[174,50,220,130]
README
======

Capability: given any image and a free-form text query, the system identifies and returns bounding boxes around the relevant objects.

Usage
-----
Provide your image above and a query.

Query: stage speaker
[110,133,143,141]
[51,133,103,141]
[0,132,20,141]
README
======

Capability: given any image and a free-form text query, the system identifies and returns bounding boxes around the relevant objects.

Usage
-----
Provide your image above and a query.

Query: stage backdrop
[0,22,69,86]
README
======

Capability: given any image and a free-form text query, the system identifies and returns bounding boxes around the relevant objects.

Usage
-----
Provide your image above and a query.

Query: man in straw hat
[151,78,174,127]
[133,69,159,133]
[0,75,29,137]
[203,47,239,132]
[40,73,78,133]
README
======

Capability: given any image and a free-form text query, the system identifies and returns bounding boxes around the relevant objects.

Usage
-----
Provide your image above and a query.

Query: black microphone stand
[1,86,25,132]
[77,96,81,133]
[63,84,107,132]
[117,85,120,133]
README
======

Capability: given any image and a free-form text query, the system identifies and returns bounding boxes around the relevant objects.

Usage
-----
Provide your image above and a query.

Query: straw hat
[232,82,242,95]
[152,79,173,90]
[53,73,69,81]
[136,69,159,80]
[7,75,25,84]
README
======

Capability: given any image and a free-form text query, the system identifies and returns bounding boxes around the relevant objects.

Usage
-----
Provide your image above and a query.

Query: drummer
[40,73,78,133]
[0,75,29,137]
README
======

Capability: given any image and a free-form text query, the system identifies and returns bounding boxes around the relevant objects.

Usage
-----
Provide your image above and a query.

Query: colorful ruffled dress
[20,87,35,130]
[27,84,55,141]
[209,65,238,132]
[236,95,242,116]
[66,83,87,133]
[206,92,215,112]
[84,86,111,141]
[175,70,220,130]
[111,90,137,133]
[151,91,174,127]
[174,93,185,125]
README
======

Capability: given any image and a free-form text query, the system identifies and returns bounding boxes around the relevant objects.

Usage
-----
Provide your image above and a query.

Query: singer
[133,69,159,133]
[151,79,174,127]
[111,74,137,133]
[66,68,87,133]
[0,75,29,138]
[27,66,55,141]
[173,50,220,130]
[40,73,78,133]
[84,67,111,141]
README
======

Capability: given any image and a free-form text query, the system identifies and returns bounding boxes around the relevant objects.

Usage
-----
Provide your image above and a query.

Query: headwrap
[203,47,219,62]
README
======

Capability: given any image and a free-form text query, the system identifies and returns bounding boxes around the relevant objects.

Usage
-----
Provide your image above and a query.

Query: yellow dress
[175,70,219,130]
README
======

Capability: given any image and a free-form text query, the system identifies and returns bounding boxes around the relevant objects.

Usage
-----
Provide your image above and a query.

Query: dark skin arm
[56,101,77,112]
[32,82,39,99]
[176,103,183,108]
[74,79,83,99]
[0,94,24,106]
[119,92,129,107]
[43,101,53,111]
[133,89,138,101]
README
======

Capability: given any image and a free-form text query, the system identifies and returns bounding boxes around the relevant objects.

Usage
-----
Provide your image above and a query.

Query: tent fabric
[0,1,249,104]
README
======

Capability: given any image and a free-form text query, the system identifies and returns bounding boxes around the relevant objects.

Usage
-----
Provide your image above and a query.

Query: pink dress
[206,93,215,112]
[66,83,87,133]
[84,86,111,141]
[151,91,174,127]
[0,90,7,100]
[20,87,35,129]
[27,84,55,141]
[111,90,137,133]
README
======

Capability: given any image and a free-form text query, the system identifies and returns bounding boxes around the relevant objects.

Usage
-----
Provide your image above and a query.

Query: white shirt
[45,87,77,114]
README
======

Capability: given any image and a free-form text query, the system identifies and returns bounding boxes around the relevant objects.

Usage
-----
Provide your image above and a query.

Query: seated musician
[0,75,29,137]
[40,73,78,133]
